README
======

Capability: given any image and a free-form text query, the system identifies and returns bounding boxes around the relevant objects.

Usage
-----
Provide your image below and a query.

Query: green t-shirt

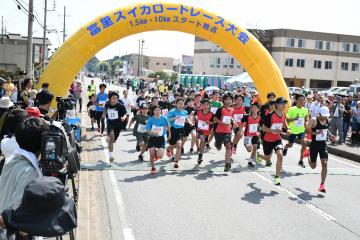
[286,106,309,134]
[210,100,222,114]
[132,114,149,135]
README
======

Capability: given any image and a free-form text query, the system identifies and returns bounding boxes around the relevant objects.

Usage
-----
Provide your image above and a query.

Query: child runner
[262,97,289,185]
[306,106,336,192]
[103,91,127,163]
[195,99,214,164]
[241,102,261,168]
[207,91,222,149]
[183,98,197,154]
[146,106,170,174]
[213,92,235,172]
[95,83,108,136]
[166,98,188,168]
[232,94,245,154]
[87,94,97,130]
[129,103,150,161]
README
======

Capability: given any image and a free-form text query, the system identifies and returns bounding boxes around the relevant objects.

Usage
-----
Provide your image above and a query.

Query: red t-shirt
[263,112,285,142]
[233,105,245,124]
[215,106,234,134]
[196,110,213,136]
[242,114,261,137]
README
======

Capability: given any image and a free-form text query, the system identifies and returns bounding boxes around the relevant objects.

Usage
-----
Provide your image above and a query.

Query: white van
[349,83,360,96]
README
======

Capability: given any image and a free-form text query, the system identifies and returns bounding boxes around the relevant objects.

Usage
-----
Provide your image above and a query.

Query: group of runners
[87,82,336,193]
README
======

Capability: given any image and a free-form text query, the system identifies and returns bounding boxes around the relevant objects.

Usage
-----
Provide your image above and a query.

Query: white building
[193,29,360,89]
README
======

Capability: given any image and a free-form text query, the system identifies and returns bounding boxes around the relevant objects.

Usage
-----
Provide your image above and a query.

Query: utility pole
[1,16,4,44]
[63,5,66,42]
[137,39,141,76]
[141,39,144,77]
[26,0,34,77]
[137,39,144,76]
[42,0,47,69]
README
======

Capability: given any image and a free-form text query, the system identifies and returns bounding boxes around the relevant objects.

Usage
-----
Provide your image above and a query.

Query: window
[210,58,215,68]
[156,62,160,65]
[163,63,166,66]
[287,38,295,47]
[216,57,221,68]
[325,61,332,70]
[223,58,228,68]
[298,39,306,48]
[352,63,359,71]
[325,41,332,51]
[285,58,294,67]
[341,62,349,71]
[313,60,322,69]
[296,59,305,68]
[353,44,359,53]
[237,64,241,69]
[342,43,350,52]
[229,58,234,68]
[315,40,323,50]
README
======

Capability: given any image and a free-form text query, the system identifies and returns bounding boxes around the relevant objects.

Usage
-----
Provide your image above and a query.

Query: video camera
[56,95,77,120]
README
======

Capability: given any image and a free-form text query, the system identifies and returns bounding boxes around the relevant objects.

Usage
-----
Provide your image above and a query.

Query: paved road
[80,77,360,240]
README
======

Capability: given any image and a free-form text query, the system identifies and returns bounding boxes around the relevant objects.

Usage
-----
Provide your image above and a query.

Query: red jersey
[233,105,245,124]
[242,114,261,137]
[196,110,213,136]
[263,112,286,142]
[215,106,234,134]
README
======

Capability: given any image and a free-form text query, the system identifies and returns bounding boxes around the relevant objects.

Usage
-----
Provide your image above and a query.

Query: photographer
[37,90,56,121]
[0,118,49,234]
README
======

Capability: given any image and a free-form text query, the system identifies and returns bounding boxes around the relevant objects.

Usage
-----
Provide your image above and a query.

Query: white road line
[253,172,337,221]
[101,137,136,240]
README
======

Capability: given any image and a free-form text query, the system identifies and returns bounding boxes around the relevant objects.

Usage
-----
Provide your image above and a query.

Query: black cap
[275,97,288,104]
[269,100,276,105]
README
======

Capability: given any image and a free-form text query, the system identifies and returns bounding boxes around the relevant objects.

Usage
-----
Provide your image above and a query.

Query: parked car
[320,87,343,96]
[328,87,349,97]
[288,87,303,95]
[349,83,360,96]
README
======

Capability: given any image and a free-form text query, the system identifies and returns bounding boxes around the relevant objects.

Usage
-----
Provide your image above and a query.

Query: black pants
[96,111,105,134]
[77,98,82,112]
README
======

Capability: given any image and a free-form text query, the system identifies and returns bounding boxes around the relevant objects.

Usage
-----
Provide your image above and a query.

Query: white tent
[226,72,253,84]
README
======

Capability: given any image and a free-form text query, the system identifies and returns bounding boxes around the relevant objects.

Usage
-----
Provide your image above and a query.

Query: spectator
[342,97,352,143]
[329,95,345,144]
[39,82,49,92]
[305,95,313,110]
[73,80,83,113]
[29,89,38,107]
[37,90,55,121]
[310,96,321,118]
[0,77,6,98]
[0,97,14,140]
[350,100,360,146]
[20,78,33,108]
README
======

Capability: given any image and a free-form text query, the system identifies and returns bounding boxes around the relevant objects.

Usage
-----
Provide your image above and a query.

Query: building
[193,29,360,88]
[120,53,174,76]
[173,55,193,74]
[0,33,51,71]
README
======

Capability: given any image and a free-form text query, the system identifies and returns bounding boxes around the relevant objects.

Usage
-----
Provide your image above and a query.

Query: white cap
[319,106,330,117]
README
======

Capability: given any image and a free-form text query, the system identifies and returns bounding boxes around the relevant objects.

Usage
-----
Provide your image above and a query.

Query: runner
[146,105,170,174]
[195,99,214,164]
[207,91,222,149]
[120,89,134,129]
[213,92,235,172]
[193,94,203,111]
[283,94,309,168]
[129,104,150,161]
[166,98,188,168]
[262,97,289,185]
[103,91,127,163]
[306,106,336,192]
[95,83,108,136]
[86,94,97,130]
[182,98,197,154]
[241,102,261,168]
[87,79,96,100]
[232,94,245,154]
[159,93,170,117]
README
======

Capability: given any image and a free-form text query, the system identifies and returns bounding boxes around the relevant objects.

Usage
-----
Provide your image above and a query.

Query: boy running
[87,94,97,130]
[95,83,108,136]
[232,94,246,154]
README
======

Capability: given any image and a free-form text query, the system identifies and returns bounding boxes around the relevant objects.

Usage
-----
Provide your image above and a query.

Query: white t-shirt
[310,103,320,118]
[120,97,133,113]
[1,136,20,161]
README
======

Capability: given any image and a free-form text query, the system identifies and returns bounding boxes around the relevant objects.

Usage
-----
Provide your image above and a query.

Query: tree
[96,61,111,74]
[111,60,123,75]
[86,57,100,73]
[170,72,178,82]
[148,71,169,80]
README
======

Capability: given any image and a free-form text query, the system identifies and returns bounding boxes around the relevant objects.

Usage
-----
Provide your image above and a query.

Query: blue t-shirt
[146,115,169,137]
[96,92,108,112]
[244,96,251,107]
[167,109,188,129]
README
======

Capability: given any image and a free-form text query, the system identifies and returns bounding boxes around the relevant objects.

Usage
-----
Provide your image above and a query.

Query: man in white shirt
[120,89,134,129]
[310,97,321,118]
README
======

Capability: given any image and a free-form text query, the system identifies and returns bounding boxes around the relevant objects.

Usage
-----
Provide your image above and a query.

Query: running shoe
[174,161,179,168]
[256,153,263,164]
[282,148,288,156]
[166,148,172,158]
[136,143,140,152]
[97,127,100,133]
[138,155,144,161]
[205,143,211,150]
[151,167,156,174]
[265,161,272,167]
[171,156,175,162]
[190,148,194,154]
[248,161,255,168]
[319,183,326,193]
[197,158,203,165]
[274,176,281,186]
[224,163,232,172]
[109,157,115,163]
[298,160,306,168]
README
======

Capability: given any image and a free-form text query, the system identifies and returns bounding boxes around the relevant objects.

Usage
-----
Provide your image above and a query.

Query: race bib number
[249,123,258,134]
[244,137,252,147]
[161,108,169,116]
[107,109,118,120]
[137,124,147,133]
[99,101,106,107]
[210,107,218,114]
[151,125,164,136]
[89,105,96,111]
[197,120,209,130]
[175,116,186,127]
[222,116,232,124]
[233,114,243,123]
[138,100,145,107]
[316,129,327,141]
[271,123,283,131]
[295,118,304,127]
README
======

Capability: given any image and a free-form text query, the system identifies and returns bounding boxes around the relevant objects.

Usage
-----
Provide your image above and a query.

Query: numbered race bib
[151,125,164,136]
[89,105,96,111]
[107,109,119,120]
[249,123,258,134]
[175,116,186,127]
[244,137,252,147]
[271,123,283,131]
[222,116,232,124]
[138,100,145,107]
[233,114,243,123]
[210,107,218,114]
[161,108,169,116]
[295,118,304,127]
[316,129,328,141]
[137,124,147,133]
[99,101,106,107]
[197,120,209,130]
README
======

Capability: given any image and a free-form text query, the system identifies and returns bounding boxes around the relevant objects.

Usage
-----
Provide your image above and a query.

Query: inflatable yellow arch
[40,2,289,103]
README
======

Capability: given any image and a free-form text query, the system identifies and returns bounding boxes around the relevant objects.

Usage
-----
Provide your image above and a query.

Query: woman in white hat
[0,97,15,139]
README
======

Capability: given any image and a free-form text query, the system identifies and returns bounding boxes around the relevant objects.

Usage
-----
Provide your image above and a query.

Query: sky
[1,0,360,61]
